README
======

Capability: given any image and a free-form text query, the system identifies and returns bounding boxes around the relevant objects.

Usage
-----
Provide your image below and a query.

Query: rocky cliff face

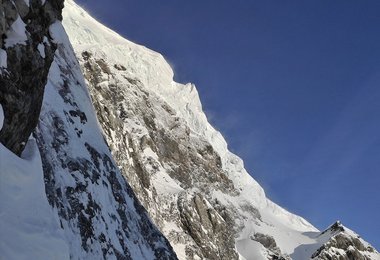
[78,49,238,259]
[1,1,177,259]
[1,0,378,259]
[62,1,380,259]
[0,0,63,155]
[33,13,177,260]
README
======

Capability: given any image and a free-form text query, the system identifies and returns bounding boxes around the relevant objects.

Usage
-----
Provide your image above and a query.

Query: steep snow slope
[0,104,69,260]
[34,17,176,260]
[62,1,380,259]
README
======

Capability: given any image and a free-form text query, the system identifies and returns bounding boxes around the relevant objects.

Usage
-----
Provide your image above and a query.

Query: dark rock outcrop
[0,0,63,155]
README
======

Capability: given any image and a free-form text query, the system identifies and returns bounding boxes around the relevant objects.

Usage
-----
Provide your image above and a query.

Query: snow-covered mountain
[1,1,175,259]
[1,0,379,259]
[34,10,176,260]
[1,1,69,258]
[60,1,380,259]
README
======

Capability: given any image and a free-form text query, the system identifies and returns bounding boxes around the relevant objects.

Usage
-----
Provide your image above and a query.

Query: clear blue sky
[75,0,380,249]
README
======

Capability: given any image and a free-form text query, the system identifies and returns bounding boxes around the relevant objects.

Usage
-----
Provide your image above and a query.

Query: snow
[0,138,69,259]
[141,146,184,194]
[0,49,7,70]
[61,1,380,259]
[37,43,46,58]
[32,16,174,258]
[63,0,317,256]
[5,16,28,47]
[68,0,304,223]
[0,104,4,131]
[236,239,268,260]
[152,169,184,195]
[0,0,376,258]
[49,20,70,46]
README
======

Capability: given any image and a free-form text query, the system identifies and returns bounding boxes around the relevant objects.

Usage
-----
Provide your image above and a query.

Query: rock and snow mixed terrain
[2,1,175,259]
[34,12,176,260]
[0,1,69,258]
[59,1,379,259]
[0,0,379,259]
[0,106,70,259]
[0,0,64,155]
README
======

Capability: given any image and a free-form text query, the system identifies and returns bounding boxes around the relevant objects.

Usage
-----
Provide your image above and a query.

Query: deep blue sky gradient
[75,0,380,248]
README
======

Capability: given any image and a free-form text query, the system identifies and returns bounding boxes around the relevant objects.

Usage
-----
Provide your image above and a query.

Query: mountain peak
[1,0,378,259]
[312,221,379,260]
[61,1,379,259]
[320,220,345,235]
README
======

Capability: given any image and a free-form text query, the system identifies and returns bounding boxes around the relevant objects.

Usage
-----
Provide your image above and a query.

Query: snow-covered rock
[289,221,380,260]
[1,0,377,259]
[1,0,176,258]
[34,17,176,260]
[0,2,69,257]
[61,1,380,259]
[0,0,64,155]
